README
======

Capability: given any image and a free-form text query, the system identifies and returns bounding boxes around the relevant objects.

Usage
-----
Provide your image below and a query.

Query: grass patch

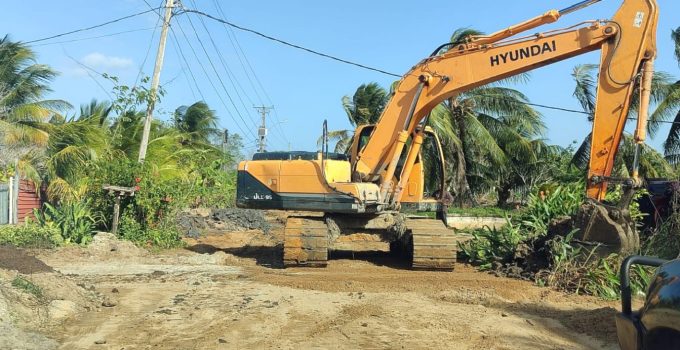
[11,276,43,298]
[448,206,518,218]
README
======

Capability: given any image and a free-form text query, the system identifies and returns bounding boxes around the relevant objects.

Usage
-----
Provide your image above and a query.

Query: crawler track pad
[283,217,329,267]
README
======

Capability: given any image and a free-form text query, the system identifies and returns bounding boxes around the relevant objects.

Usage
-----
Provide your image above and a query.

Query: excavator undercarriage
[282,213,464,270]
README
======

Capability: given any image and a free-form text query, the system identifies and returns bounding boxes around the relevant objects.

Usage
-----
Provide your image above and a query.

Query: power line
[184,0,277,147]
[181,10,261,134]
[134,0,165,88]
[210,0,290,146]
[141,0,200,101]
[479,93,680,126]
[32,27,159,47]
[178,8,402,78]
[25,8,161,44]
[168,29,200,101]
[173,15,256,140]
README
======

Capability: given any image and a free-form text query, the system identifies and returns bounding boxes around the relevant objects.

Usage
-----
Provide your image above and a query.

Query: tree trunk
[497,185,512,207]
[451,102,473,207]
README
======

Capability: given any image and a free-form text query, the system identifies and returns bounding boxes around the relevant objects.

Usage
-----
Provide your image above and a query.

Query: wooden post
[102,185,136,234]
[112,195,121,235]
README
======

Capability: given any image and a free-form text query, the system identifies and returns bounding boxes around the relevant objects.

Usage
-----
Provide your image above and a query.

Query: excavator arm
[353,0,658,207]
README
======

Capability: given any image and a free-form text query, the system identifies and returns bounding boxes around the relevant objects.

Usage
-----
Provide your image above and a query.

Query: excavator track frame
[283,217,329,267]
[406,217,460,270]
[282,214,466,270]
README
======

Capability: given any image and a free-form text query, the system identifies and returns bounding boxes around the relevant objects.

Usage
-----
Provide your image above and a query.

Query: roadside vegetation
[0,35,242,248]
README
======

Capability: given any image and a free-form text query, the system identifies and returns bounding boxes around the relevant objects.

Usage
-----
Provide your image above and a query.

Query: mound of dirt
[177,208,271,238]
[0,246,54,274]
[87,232,149,258]
[0,252,101,350]
[492,216,575,280]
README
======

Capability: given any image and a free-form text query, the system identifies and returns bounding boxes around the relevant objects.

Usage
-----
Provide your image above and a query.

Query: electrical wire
[173,16,256,140]
[32,27,159,47]
[184,0,277,147]
[181,10,260,135]
[178,8,402,78]
[210,0,290,146]
[25,8,161,44]
[168,29,200,101]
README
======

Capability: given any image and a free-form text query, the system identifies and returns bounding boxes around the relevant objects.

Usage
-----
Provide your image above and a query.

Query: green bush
[459,219,523,269]
[0,223,63,248]
[448,206,517,218]
[460,184,585,269]
[118,210,184,249]
[33,202,100,245]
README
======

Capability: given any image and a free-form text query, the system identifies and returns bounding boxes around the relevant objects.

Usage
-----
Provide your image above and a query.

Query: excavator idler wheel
[283,217,329,268]
[405,218,459,270]
[575,201,640,254]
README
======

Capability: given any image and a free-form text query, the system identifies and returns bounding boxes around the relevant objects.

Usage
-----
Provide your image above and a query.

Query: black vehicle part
[620,255,668,315]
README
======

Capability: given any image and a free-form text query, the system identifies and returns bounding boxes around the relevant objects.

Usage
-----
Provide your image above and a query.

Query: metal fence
[0,182,8,224]
[0,177,18,225]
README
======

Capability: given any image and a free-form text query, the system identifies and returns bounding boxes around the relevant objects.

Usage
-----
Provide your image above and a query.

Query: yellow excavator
[237,0,659,269]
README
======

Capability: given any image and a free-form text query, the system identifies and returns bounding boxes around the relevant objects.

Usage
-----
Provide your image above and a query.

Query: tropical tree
[433,28,545,206]
[658,27,680,163]
[0,35,71,171]
[570,61,676,178]
[173,101,220,144]
[323,83,389,152]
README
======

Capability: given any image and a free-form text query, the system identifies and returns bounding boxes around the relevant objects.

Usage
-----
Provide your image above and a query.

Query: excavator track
[283,216,329,267]
[406,218,460,270]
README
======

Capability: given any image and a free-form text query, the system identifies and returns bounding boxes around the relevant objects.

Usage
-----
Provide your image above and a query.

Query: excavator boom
[354,0,658,205]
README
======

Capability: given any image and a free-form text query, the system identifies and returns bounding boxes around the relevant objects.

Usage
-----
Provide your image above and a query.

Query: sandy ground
[0,220,623,350]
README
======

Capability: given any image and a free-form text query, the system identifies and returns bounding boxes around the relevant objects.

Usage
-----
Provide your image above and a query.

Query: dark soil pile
[0,245,54,274]
[492,216,574,280]
[177,208,271,238]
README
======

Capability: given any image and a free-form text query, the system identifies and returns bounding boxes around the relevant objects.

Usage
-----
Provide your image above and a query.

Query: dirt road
[0,227,620,350]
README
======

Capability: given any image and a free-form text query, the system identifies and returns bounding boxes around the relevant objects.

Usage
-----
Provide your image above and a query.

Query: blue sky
[2,0,679,155]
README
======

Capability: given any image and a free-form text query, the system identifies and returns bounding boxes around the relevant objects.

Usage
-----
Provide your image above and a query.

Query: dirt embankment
[0,211,622,349]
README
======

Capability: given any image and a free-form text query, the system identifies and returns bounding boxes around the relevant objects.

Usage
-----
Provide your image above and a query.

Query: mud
[0,246,54,274]
[0,214,624,349]
[177,208,271,238]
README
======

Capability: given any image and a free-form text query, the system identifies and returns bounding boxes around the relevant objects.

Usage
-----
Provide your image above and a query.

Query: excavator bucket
[574,200,639,254]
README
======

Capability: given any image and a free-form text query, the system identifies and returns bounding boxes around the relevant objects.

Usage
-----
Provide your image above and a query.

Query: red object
[134,185,141,191]
[18,180,42,223]
[135,177,141,183]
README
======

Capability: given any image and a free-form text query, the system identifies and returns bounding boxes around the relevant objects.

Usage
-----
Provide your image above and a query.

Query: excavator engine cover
[575,200,639,254]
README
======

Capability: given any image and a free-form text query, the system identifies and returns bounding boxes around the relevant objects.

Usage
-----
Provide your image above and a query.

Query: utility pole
[222,129,229,172]
[254,106,273,153]
[138,0,174,163]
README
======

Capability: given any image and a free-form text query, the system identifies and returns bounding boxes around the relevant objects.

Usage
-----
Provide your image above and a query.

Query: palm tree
[173,101,220,144]
[0,35,71,149]
[570,63,675,178]
[658,27,680,164]
[432,28,545,206]
[323,83,389,152]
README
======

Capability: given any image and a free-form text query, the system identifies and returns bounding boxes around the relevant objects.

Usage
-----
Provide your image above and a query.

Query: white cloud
[81,52,134,70]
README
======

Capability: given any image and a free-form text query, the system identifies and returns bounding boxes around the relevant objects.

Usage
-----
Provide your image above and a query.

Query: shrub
[33,202,100,245]
[458,219,523,270]
[118,210,184,249]
[0,223,62,248]
[460,183,585,269]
